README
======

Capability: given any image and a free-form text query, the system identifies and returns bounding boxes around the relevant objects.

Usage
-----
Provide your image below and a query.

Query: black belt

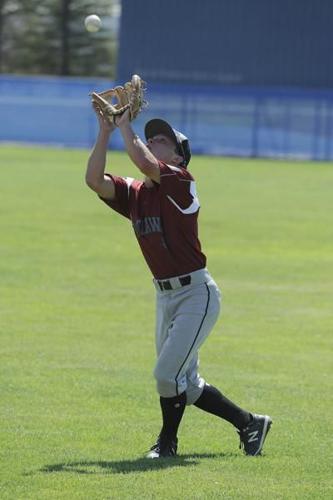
[157,275,192,291]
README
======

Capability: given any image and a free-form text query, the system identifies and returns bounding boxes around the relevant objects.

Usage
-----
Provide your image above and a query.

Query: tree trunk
[60,0,70,75]
[0,1,4,73]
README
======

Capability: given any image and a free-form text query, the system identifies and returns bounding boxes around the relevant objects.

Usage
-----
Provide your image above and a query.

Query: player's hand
[92,102,116,133]
[114,108,131,129]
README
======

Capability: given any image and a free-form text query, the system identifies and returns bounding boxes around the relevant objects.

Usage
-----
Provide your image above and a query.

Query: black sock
[159,392,187,439]
[194,384,251,430]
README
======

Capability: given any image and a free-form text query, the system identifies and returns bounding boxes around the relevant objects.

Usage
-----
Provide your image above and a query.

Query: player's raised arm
[85,103,116,200]
[116,110,161,183]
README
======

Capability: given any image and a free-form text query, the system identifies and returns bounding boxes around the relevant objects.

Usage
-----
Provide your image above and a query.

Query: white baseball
[84,15,102,33]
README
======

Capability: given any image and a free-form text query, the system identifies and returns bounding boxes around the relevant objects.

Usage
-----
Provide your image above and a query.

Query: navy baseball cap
[145,118,191,167]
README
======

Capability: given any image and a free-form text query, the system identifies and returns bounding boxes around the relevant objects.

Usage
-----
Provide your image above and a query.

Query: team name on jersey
[133,217,162,237]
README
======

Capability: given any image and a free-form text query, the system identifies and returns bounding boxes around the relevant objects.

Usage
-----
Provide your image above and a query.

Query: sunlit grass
[0,145,332,499]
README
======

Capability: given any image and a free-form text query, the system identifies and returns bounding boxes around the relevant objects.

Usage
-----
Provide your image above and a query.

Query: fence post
[283,101,291,158]
[180,90,189,136]
[312,100,322,161]
[324,100,331,161]
[251,97,261,157]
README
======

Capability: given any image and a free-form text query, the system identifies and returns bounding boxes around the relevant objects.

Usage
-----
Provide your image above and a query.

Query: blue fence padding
[1,75,333,160]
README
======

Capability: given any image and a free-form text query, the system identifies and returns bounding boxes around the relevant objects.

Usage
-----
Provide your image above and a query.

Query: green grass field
[0,144,332,499]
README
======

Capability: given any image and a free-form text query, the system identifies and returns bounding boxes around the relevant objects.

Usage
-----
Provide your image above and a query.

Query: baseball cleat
[146,434,178,459]
[238,414,272,456]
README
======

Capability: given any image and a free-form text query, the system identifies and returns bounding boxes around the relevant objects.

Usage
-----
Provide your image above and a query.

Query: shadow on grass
[39,452,236,475]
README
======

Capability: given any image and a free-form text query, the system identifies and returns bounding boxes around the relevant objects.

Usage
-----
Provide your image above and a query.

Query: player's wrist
[97,129,112,144]
[99,125,114,135]
[117,119,131,131]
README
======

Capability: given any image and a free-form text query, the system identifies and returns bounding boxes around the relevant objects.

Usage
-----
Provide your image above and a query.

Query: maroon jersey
[99,161,206,279]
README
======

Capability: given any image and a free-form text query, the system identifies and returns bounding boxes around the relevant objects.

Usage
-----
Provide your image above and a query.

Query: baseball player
[85,105,272,458]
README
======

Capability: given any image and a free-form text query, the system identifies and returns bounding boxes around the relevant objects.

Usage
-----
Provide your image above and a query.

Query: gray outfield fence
[1,75,333,160]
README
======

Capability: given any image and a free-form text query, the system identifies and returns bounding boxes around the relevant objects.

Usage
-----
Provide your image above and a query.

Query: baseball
[84,14,102,33]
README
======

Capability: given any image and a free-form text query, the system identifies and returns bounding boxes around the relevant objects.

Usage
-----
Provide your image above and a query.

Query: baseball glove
[90,74,146,124]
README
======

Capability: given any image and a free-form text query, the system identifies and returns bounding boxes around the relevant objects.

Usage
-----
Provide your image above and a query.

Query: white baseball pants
[153,268,221,405]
